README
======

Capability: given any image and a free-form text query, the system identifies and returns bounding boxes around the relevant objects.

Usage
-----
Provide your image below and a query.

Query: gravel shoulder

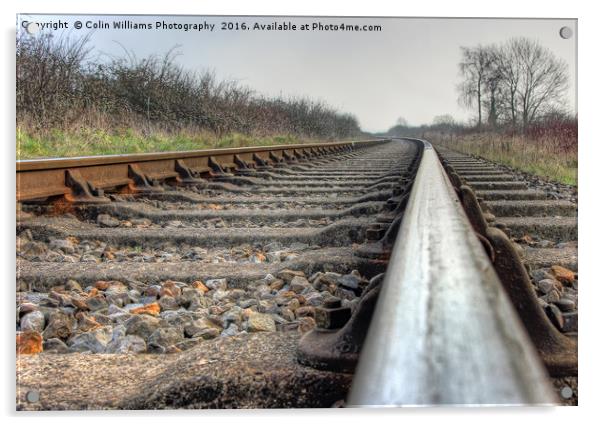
[17,332,351,410]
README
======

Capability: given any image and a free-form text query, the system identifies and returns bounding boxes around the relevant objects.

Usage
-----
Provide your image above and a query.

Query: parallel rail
[348,139,555,406]
[16,139,386,202]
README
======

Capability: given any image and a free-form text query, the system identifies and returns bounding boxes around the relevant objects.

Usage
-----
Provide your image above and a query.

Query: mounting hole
[560,386,573,399]
[559,26,573,39]
[26,390,40,403]
[25,22,40,35]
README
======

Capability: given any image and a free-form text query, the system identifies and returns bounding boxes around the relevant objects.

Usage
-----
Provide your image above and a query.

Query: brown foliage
[17,33,360,140]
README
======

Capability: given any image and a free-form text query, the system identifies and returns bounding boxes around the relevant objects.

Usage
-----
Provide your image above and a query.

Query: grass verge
[431,133,577,186]
[16,127,318,160]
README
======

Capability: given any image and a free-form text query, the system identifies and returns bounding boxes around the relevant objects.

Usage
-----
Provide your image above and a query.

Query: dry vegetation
[16,33,361,159]
[439,37,577,186]
[386,37,577,186]
[428,118,577,186]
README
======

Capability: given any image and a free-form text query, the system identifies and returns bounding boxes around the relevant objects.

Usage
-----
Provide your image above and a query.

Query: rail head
[347,138,555,406]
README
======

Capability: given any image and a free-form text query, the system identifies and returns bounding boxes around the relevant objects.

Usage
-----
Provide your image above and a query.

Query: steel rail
[347,139,555,406]
[16,139,387,202]
[16,139,385,171]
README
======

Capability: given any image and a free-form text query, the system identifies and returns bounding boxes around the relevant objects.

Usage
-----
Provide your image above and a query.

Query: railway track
[15,138,577,409]
[436,147,578,405]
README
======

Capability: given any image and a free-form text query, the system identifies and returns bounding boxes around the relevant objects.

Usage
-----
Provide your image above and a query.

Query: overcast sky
[18,15,577,133]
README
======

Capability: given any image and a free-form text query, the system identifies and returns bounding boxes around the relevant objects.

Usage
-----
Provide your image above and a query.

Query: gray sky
[18,15,577,133]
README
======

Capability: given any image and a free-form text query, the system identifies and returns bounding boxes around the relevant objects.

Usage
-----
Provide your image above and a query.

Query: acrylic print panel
[15,14,577,409]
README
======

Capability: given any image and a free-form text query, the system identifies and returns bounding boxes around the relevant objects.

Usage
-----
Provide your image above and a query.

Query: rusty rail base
[16,139,388,203]
[439,159,578,378]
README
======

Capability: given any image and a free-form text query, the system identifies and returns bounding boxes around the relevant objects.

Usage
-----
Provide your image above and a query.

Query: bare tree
[511,37,569,128]
[395,117,408,127]
[385,116,411,137]
[457,46,493,128]
[495,40,522,128]
[459,38,570,131]
[482,45,504,128]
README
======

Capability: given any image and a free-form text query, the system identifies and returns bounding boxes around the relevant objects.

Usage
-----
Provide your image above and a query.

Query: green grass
[431,133,577,186]
[488,152,577,186]
[16,127,312,160]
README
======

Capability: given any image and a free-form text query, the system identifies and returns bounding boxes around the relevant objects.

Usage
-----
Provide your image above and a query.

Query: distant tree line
[16,32,361,139]
[385,37,573,138]
[457,37,570,130]
[384,109,576,149]
[385,114,462,138]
